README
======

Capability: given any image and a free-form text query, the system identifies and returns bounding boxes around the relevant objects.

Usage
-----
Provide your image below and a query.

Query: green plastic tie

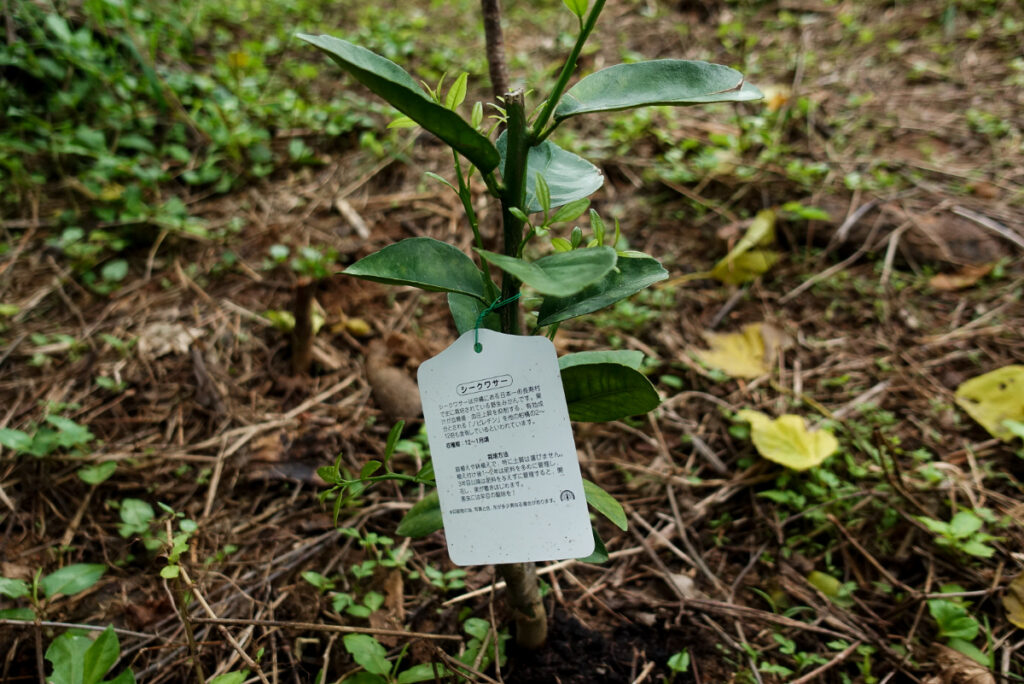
[473,293,521,353]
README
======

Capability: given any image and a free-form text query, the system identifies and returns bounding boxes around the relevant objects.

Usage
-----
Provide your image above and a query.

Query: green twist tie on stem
[474,293,522,353]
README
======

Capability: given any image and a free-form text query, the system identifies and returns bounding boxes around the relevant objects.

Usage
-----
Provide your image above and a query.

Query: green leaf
[582,480,628,530]
[0,607,36,620]
[562,0,588,19]
[41,564,106,599]
[396,490,443,538]
[960,539,996,558]
[0,577,29,600]
[45,416,94,449]
[159,565,180,579]
[497,134,604,213]
[949,511,983,539]
[945,638,992,668]
[82,626,119,684]
[345,238,487,300]
[100,259,128,283]
[0,428,32,453]
[928,600,979,640]
[561,362,660,422]
[559,350,644,370]
[384,422,404,466]
[535,173,552,214]
[549,199,590,224]
[448,292,500,335]
[343,633,392,676]
[667,651,691,673]
[117,499,155,538]
[297,35,499,173]
[77,462,116,486]
[537,254,667,326]
[577,527,609,563]
[445,72,469,110]
[208,673,249,684]
[554,60,763,122]
[360,460,382,479]
[397,663,451,683]
[551,237,573,253]
[46,631,92,684]
[476,246,616,296]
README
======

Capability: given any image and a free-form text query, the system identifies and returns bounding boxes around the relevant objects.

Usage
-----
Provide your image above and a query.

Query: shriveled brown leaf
[931,644,995,684]
[1004,572,1024,629]
[929,264,993,291]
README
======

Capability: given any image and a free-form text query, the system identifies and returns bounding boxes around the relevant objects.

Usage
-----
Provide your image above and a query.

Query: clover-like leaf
[736,410,838,471]
[955,365,1024,442]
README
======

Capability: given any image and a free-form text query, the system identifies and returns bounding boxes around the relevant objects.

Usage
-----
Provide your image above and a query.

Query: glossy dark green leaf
[537,254,667,326]
[345,238,487,301]
[298,34,500,173]
[561,362,660,422]
[559,350,644,370]
[554,60,763,122]
[448,292,500,335]
[476,246,616,296]
[582,479,628,530]
[577,527,609,564]
[396,490,443,538]
[497,133,604,213]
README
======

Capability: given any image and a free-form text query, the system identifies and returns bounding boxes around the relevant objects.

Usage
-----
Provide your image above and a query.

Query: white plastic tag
[417,329,594,566]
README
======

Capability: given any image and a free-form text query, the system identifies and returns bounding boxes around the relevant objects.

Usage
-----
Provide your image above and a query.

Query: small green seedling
[300,0,759,648]
[45,625,136,684]
[0,414,94,459]
[0,563,106,622]
[263,243,336,374]
[928,588,992,667]
[916,510,1000,559]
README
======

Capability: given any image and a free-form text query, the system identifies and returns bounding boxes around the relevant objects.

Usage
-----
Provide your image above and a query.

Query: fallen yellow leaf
[1005,573,1024,629]
[710,210,780,285]
[955,366,1024,442]
[694,323,771,379]
[736,410,838,471]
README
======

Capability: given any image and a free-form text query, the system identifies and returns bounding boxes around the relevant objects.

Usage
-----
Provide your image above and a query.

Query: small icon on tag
[559,490,575,501]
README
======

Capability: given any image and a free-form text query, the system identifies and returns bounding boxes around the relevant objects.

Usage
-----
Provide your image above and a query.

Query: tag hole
[474,343,483,353]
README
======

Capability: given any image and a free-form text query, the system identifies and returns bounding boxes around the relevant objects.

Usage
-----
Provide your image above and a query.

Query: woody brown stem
[497,562,547,649]
[480,0,510,100]
[291,278,315,375]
